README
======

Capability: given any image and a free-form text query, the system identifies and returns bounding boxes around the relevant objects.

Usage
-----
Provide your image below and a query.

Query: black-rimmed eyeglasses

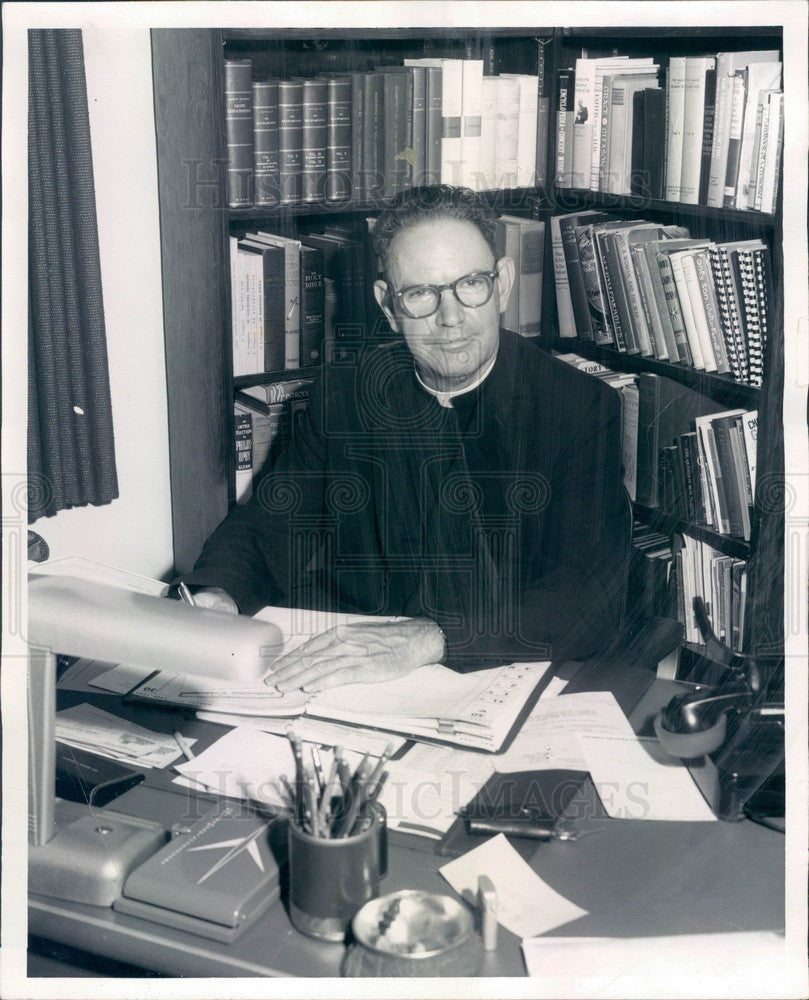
[387,269,500,319]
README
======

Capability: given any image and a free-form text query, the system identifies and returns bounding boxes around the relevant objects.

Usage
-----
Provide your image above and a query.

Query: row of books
[232,226,375,377]
[628,521,675,625]
[551,211,772,387]
[660,408,758,543]
[224,57,546,208]
[234,379,313,501]
[557,50,783,213]
[676,535,747,652]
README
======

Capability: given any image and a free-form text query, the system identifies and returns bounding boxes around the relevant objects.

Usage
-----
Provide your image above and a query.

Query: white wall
[35,26,174,579]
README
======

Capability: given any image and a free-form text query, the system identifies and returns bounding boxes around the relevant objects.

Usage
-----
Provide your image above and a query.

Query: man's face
[374,217,515,391]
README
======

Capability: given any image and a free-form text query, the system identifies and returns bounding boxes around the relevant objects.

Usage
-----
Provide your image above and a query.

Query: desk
[28,675,785,978]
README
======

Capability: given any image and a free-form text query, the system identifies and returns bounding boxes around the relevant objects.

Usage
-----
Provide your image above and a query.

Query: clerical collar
[414,352,497,408]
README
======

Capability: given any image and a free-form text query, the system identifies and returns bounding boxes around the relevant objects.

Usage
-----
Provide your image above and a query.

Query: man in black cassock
[181,186,628,689]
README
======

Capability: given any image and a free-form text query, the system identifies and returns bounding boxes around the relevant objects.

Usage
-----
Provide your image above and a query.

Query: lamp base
[29,798,165,906]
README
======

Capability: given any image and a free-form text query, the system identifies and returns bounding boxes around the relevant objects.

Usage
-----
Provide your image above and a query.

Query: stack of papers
[55,703,194,769]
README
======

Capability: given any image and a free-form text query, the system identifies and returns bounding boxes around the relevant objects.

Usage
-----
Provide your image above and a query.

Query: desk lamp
[27,573,284,905]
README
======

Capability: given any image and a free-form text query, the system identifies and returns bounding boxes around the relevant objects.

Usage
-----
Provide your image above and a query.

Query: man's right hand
[189,587,239,615]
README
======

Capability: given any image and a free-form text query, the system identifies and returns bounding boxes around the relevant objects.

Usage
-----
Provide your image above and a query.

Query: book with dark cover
[639,87,665,200]
[363,71,385,203]
[278,78,304,204]
[630,89,647,198]
[712,414,747,538]
[301,77,328,203]
[571,214,615,344]
[424,66,442,185]
[558,210,608,340]
[323,74,352,202]
[679,431,707,524]
[349,72,365,200]
[238,239,285,371]
[410,65,428,186]
[641,240,682,362]
[252,79,280,207]
[636,372,724,508]
[379,67,413,197]
[698,67,717,205]
[224,59,254,207]
[554,67,576,188]
[299,244,326,365]
[596,228,636,352]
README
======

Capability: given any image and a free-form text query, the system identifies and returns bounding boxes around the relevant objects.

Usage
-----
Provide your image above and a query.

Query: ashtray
[342,889,483,977]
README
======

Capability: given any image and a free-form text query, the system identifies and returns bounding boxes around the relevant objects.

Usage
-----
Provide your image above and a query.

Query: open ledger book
[126,606,552,752]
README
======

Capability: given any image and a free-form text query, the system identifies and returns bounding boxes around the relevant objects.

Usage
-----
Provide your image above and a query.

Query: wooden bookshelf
[152,24,785,692]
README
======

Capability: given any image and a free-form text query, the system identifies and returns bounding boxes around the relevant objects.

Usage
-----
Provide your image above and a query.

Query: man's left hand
[266,617,445,692]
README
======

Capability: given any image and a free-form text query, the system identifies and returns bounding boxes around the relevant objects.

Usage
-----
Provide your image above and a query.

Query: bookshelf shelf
[550,190,776,231]
[559,26,782,41]
[552,338,761,409]
[227,187,548,223]
[234,367,321,389]
[634,503,751,560]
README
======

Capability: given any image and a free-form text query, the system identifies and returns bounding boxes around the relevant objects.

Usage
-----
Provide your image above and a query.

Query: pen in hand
[177,582,197,607]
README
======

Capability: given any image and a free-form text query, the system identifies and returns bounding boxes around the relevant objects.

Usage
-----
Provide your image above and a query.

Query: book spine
[550,215,577,338]
[728,417,752,539]
[349,73,365,201]
[643,242,680,361]
[516,220,544,337]
[299,245,325,366]
[697,67,717,205]
[411,66,428,187]
[599,75,615,193]
[535,95,549,188]
[239,246,266,375]
[752,97,772,212]
[635,373,660,506]
[495,76,520,189]
[577,226,614,345]
[234,408,253,503]
[621,382,640,502]
[741,411,758,496]
[224,59,254,207]
[425,67,443,185]
[301,78,328,204]
[712,419,745,537]
[706,55,734,208]
[479,77,499,191]
[722,71,747,208]
[363,73,384,203]
[678,434,697,521]
[617,232,654,356]
[643,88,666,200]
[262,248,287,372]
[230,236,246,377]
[554,68,575,188]
[680,251,717,371]
[708,246,742,380]
[629,89,646,197]
[324,76,352,202]
[571,58,596,189]
[631,244,668,359]
[681,431,708,525]
[461,60,484,190]
[737,250,763,385]
[440,61,463,185]
[693,250,730,373]
[745,91,766,213]
[495,219,521,335]
[278,79,304,205]
[382,71,411,197]
[598,231,634,352]
[664,57,686,201]
[669,252,707,369]
[606,80,627,196]
[253,80,280,208]
[656,253,694,366]
[561,217,595,339]
[680,58,711,205]
[759,92,784,214]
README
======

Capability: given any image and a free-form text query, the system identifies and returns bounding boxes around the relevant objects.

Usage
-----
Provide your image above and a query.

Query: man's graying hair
[371,185,500,273]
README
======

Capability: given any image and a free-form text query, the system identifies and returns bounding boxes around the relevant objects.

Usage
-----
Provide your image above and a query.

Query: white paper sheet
[493,691,636,773]
[439,834,588,938]
[55,703,193,768]
[196,711,406,757]
[380,743,496,838]
[173,726,365,807]
[521,932,787,997]
[577,733,718,822]
[128,671,311,716]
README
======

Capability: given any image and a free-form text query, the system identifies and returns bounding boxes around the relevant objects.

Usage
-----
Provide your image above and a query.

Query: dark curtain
[28,29,118,522]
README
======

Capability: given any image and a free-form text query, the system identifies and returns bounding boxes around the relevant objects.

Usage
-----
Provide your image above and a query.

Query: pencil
[173,731,195,762]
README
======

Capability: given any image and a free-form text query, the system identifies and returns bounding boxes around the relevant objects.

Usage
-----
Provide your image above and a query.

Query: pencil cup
[288,804,386,941]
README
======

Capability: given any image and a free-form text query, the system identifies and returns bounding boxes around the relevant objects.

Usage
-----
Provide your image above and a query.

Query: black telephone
[654,598,785,822]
